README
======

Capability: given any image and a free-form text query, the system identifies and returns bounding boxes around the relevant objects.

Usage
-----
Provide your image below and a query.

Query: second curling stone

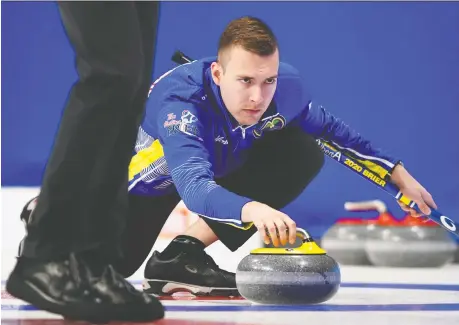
[236,229,341,305]
[365,215,457,267]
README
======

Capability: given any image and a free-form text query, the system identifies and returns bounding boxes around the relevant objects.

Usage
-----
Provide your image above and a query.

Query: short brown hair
[218,16,278,58]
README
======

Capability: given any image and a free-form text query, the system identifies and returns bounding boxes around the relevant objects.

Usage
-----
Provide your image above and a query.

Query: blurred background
[2,1,459,241]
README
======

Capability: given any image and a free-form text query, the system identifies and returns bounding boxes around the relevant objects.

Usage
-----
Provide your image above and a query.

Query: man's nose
[249,86,263,105]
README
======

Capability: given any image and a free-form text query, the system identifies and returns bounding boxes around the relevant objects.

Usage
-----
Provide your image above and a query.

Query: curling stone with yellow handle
[235,228,341,305]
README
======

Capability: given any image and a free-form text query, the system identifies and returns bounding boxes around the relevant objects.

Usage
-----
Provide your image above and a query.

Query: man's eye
[265,78,277,84]
[240,78,252,84]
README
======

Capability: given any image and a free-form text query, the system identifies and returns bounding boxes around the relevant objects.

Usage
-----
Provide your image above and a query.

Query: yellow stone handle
[250,227,326,255]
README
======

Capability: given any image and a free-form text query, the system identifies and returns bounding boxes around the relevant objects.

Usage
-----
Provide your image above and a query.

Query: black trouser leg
[206,127,325,251]
[115,192,182,278]
[96,2,161,257]
[22,2,160,260]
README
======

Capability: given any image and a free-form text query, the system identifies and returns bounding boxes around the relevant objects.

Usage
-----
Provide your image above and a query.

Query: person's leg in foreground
[6,2,164,322]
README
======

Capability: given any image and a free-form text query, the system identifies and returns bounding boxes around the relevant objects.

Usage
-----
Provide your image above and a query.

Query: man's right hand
[241,201,297,247]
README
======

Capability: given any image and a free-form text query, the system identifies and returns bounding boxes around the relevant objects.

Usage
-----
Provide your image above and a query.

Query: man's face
[211,46,279,126]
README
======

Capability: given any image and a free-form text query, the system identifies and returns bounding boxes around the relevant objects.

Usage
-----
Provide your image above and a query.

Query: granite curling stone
[321,200,390,265]
[365,215,457,267]
[236,228,341,305]
[454,240,459,264]
[321,217,375,265]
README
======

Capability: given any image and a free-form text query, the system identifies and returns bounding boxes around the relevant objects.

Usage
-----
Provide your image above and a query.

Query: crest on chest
[253,114,286,138]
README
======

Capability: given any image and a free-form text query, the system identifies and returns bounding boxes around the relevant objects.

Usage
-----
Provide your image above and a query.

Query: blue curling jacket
[128,57,399,228]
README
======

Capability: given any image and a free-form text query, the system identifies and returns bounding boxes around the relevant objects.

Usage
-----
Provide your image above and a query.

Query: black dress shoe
[6,253,164,323]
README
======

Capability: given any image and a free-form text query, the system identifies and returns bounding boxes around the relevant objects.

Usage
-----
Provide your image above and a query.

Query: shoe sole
[6,273,164,323]
[143,279,240,297]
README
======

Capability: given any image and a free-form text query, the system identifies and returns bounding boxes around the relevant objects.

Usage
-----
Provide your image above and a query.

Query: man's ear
[210,61,222,86]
